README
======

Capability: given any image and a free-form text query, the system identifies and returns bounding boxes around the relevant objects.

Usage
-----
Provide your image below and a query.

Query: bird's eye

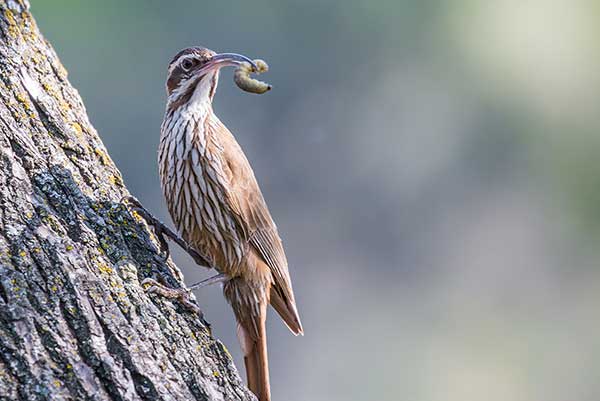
[181,59,195,71]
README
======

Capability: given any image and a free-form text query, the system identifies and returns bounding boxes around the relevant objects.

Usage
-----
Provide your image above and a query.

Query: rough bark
[0,1,255,400]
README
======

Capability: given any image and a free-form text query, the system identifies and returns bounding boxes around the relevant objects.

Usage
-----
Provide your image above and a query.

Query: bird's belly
[183,219,242,274]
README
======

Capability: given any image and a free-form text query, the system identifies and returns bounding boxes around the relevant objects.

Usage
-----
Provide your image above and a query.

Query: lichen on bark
[0,1,254,400]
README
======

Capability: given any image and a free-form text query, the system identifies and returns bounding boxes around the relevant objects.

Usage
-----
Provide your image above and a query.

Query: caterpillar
[234,59,272,94]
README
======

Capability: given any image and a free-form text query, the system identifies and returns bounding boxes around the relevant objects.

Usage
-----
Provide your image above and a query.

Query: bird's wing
[214,120,302,334]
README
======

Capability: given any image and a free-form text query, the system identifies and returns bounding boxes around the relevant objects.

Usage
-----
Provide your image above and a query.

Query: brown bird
[150,46,302,401]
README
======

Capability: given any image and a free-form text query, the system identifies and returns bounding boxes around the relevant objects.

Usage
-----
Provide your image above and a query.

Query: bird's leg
[141,273,227,316]
[123,196,221,315]
[122,196,212,269]
[188,273,228,290]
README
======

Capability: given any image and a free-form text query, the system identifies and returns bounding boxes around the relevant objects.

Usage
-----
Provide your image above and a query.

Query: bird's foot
[141,273,228,317]
[141,277,204,316]
[122,196,212,268]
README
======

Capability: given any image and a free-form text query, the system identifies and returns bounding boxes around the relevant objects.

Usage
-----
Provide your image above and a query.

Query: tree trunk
[0,1,254,400]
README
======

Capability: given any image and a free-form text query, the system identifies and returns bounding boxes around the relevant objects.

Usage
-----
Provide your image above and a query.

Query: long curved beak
[196,53,257,76]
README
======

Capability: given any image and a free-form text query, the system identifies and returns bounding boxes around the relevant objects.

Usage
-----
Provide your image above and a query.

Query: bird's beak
[196,53,258,76]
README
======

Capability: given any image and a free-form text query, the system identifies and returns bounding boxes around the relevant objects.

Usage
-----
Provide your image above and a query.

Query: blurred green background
[33,1,600,400]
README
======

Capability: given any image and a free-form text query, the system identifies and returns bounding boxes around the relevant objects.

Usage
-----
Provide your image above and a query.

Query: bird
[152,46,303,401]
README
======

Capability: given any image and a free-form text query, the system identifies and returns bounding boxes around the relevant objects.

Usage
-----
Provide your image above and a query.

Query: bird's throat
[166,71,218,119]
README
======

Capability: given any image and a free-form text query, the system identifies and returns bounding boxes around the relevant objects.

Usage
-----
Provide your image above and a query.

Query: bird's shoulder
[213,120,276,229]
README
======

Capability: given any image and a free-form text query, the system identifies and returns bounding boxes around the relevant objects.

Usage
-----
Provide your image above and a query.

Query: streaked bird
[152,46,302,401]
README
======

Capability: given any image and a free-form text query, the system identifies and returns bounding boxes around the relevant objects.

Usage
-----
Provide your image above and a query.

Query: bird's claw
[141,277,203,317]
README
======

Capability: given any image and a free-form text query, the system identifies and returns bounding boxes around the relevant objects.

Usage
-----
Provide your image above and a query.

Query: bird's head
[165,46,256,110]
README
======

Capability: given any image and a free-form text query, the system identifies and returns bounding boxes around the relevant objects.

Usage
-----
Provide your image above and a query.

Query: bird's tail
[225,276,271,401]
[237,303,270,401]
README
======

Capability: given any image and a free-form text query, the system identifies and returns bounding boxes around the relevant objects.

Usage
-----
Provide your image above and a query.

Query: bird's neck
[167,70,218,114]
[169,74,215,113]
[164,77,219,140]
[184,75,215,117]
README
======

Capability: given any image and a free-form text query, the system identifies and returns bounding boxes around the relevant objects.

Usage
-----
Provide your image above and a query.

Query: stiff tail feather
[237,303,270,401]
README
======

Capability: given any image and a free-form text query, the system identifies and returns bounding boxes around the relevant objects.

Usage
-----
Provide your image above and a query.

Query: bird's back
[208,116,303,335]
